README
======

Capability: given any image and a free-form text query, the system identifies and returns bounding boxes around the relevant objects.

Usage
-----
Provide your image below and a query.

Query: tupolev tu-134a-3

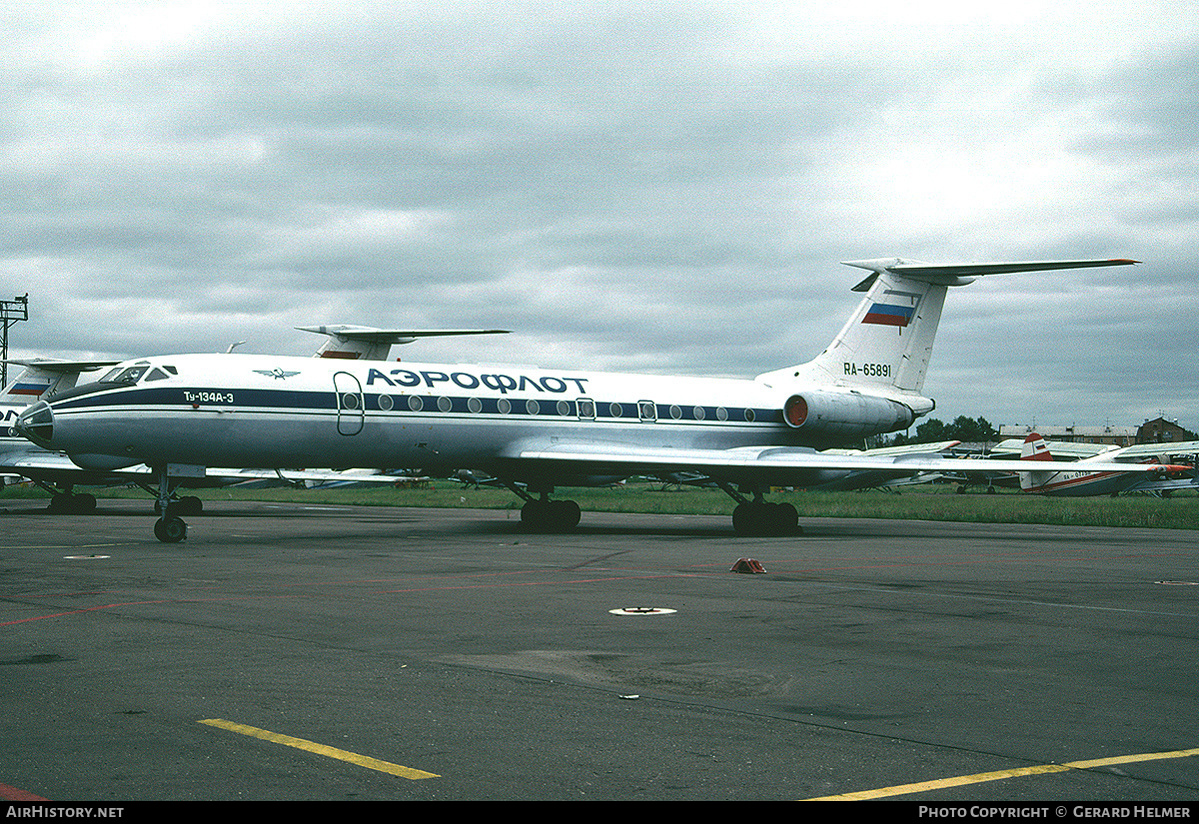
[16,256,1176,543]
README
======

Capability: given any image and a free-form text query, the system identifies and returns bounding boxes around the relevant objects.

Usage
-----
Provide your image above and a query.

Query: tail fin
[1018,432,1056,491]
[1020,433,1054,461]
[771,258,1137,396]
[2,359,118,406]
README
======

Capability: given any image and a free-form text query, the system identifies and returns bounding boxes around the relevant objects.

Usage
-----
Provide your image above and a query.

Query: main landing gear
[25,480,98,514]
[506,483,582,532]
[47,489,97,514]
[720,484,801,537]
[501,479,800,537]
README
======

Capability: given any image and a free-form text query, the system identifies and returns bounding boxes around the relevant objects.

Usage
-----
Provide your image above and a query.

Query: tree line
[870,415,999,448]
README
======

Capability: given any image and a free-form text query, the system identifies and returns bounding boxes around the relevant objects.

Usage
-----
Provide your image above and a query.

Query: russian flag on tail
[8,381,49,397]
[862,302,916,327]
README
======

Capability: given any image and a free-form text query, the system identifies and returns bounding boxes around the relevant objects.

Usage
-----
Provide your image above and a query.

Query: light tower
[1,294,29,388]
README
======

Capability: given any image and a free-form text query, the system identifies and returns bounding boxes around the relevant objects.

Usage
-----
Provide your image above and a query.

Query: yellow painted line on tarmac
[806,746,1199,800]
[199,718,440,780]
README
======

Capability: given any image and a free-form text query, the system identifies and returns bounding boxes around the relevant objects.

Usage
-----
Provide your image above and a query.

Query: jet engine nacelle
[783,391,915,440]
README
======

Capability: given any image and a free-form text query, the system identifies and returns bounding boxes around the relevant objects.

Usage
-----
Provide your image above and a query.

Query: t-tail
[756,257,1137,444]
[782,257,1137,395]
[2,359,118,407]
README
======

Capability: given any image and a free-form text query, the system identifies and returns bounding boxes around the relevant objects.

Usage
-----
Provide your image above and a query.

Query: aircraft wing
[989,439,1113,460]
[3,451,128,486]
[507,442,1184,484]
[0,452,415,490]
[1105,441,1199,462]
[1127,476,1198,493]
[823,440,962,457]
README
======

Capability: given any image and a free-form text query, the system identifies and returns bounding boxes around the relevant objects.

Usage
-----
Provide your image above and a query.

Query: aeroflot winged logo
[862,289,921,329]
[254,368,301,380]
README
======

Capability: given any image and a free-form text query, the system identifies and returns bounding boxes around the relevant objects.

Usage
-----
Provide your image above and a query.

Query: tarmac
[2,498,1198,801]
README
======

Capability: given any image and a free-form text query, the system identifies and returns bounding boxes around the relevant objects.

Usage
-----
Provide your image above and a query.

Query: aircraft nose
[15,400,54,446]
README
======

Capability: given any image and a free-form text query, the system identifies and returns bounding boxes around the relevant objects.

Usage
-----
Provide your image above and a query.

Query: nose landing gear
[152,466,188,543]
[153,514,187,543]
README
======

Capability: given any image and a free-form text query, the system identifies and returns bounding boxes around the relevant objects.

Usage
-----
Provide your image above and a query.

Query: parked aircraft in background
[18,256,1173,542]
[2,358,117,509]
[810,440,963,491]
[1017,433,1192,496]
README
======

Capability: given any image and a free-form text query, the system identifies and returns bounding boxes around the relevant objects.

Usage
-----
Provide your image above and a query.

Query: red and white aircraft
[1018,433,1192,496]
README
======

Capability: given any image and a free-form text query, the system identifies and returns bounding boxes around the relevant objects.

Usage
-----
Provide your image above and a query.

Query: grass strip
[4,480,1195,530]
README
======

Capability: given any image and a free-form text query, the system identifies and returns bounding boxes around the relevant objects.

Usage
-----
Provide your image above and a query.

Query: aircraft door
[333,371,365,436]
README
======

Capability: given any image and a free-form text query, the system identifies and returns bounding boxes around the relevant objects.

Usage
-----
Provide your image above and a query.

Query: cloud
[2,1,1197,430]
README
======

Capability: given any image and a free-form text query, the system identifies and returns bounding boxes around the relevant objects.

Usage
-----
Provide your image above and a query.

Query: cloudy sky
[4,1,1197,432]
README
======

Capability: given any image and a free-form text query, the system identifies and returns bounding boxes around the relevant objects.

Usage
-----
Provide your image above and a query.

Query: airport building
[999,416,1196,447]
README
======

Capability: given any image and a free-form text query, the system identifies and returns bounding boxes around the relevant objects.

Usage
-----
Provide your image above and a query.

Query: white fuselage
[27,352,923,489]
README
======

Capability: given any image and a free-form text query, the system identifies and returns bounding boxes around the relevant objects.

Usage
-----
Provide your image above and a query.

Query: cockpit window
[96,362,174,385]
[99,365,151,384]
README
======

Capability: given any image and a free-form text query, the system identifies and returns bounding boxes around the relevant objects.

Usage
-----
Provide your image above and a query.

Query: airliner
[15,256,1168,542]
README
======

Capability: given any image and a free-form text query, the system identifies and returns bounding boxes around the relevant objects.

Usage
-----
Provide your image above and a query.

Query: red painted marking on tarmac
[0,600,169,626]
[0,782,49,801]
[2,593,315,627]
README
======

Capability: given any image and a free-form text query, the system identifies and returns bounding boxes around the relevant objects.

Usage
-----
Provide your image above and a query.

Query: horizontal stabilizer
[845,258,1138,292]
[297,325,509,361]
[3,358,119,373]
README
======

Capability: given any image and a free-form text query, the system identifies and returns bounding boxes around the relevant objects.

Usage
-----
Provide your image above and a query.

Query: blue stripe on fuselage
[48,386,784,426]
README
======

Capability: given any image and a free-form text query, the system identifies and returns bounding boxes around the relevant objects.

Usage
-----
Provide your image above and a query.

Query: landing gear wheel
[47,493,98,514]
[777,502,799,533]
[153,516,187,543]
[732,501,800,537]
[520,499,581,532]
[553,500,581,530]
